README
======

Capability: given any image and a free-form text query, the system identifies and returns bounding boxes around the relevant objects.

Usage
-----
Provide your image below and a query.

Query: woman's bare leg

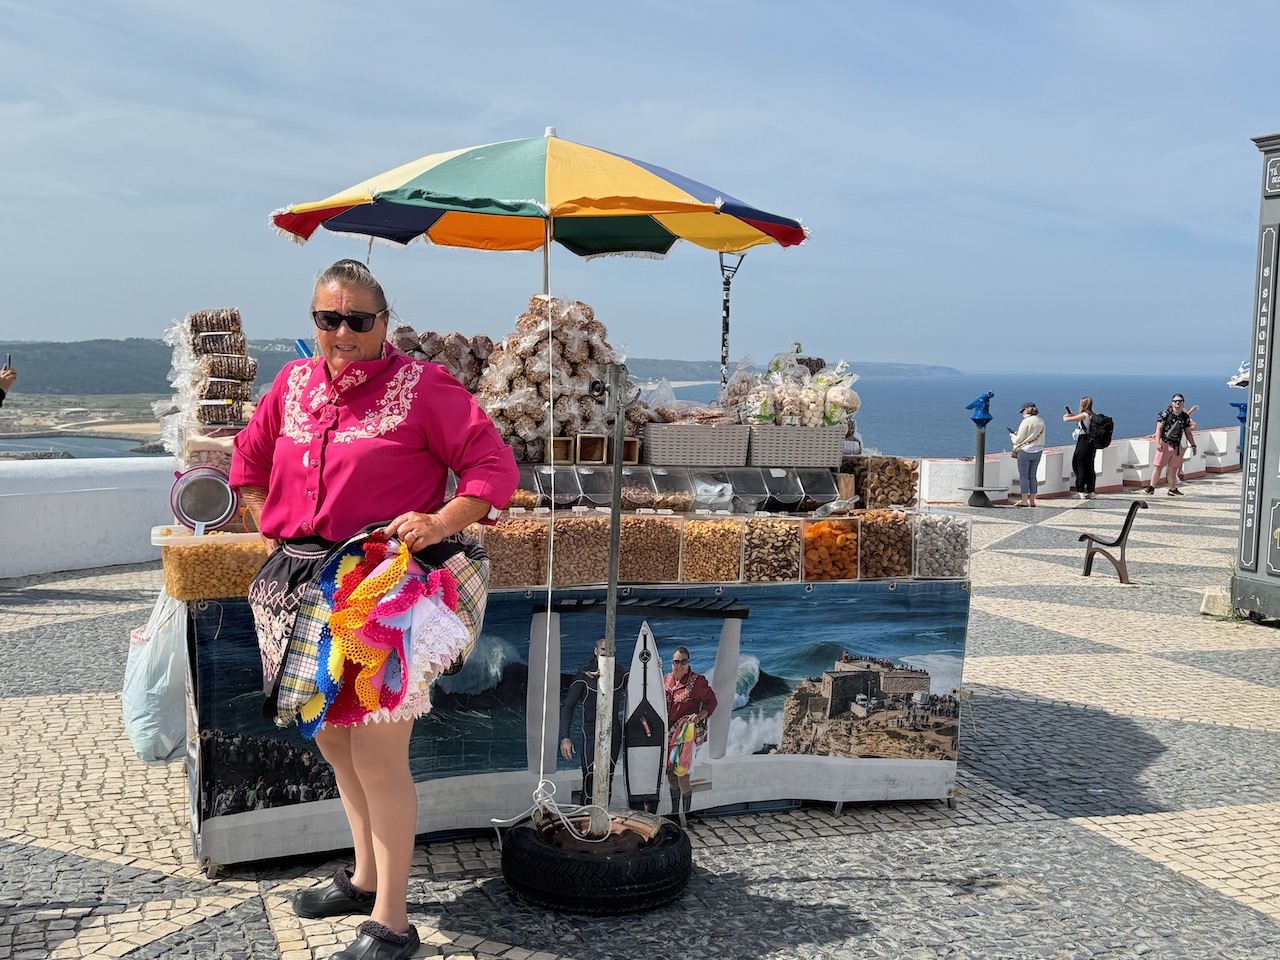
[314,724,377,893]
[350,718,418,933]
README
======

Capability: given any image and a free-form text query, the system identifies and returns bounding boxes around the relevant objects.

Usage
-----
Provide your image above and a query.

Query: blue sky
[1,0,1275,375]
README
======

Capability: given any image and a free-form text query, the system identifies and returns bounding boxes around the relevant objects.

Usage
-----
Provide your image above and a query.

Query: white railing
[917,425,1242,504]
[0,426,1243,579]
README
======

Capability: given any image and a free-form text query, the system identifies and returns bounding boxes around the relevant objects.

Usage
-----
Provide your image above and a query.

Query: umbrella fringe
[268,209,309,246]
[579,249,671,262]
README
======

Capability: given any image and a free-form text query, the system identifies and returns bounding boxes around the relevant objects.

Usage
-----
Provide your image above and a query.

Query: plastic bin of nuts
[619,467,657,510]
[857,509,914,579]
[151,526,268,601]
[680,516,743,582]
[650,467,694,513]
[913,512,972,579]
[849,456,920,509]
[801,517,860,581]
[741,516,802,582]
[484,512,550,588]
[551,511,613,585]
[535,465,583,509]
[619,514,682,583]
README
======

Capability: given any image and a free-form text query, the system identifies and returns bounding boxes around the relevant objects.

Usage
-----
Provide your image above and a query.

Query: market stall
[146,300,971,877]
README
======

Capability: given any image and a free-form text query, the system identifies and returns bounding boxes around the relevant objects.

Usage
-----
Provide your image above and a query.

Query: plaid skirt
[248,528,488,730]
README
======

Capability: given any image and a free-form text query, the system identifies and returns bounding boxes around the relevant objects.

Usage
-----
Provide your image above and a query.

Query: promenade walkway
[3,472,1279,959]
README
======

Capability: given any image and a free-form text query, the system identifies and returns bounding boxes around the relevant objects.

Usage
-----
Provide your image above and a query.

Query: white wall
[0,457,178,579]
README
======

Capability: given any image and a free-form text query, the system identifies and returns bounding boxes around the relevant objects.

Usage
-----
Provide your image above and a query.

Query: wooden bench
[1079,500,1147,584]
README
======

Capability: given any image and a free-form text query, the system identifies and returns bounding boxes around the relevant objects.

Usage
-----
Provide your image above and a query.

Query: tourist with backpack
[1063,396,1112,499]
[1145,394,1196,497]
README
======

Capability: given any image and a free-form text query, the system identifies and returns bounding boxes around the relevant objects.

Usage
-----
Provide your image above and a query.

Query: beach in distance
[675,372,1247,460]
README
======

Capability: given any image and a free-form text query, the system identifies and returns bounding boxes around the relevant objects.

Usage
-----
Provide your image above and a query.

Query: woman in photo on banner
[230,259,517,960]
[664,645,717,826]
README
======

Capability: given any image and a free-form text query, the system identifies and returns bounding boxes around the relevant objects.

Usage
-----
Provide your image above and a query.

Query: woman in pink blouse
[231,259,517,960]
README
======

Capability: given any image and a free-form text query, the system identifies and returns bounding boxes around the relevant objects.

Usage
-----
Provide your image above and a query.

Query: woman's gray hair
[313,259,388,312]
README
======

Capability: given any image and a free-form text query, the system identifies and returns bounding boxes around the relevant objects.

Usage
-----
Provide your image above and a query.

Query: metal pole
[590,362,628,831]
[967,427,993,507]
[719,254,743,405]
[543,220,551,295]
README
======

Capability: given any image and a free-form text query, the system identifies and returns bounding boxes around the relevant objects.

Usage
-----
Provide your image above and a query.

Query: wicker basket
[748,424,846,467]
[643,423,749,466]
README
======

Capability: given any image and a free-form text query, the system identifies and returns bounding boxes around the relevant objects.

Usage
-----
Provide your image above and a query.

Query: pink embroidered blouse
[230,347,518,541]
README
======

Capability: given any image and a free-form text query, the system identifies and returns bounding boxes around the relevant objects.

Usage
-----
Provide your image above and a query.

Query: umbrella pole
[719,254,744,405]
[543,220,552,294]
[590,361,628,835]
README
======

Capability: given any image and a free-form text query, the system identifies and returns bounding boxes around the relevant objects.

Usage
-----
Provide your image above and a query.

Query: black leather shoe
[332,921,420,960]
[292,868,375,919]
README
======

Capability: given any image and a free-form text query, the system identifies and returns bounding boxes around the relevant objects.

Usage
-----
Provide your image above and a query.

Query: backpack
[1087,413,1114,449]
[1159,410,1186,447]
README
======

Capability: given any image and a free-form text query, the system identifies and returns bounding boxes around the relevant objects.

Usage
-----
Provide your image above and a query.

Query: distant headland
[0,339,961,395]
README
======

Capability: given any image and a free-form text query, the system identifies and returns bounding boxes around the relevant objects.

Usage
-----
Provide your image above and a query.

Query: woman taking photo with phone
[1064,397,1097,499]
[1009,402,1046,508]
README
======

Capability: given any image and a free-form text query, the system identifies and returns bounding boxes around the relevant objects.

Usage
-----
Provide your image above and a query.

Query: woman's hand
[385,511,449,550]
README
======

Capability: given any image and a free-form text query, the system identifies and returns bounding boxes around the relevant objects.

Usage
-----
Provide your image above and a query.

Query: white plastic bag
[122,589,188,764]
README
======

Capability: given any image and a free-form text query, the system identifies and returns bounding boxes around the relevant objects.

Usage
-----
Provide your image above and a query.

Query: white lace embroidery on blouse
[281,364,321,444]
[333,364,422,443]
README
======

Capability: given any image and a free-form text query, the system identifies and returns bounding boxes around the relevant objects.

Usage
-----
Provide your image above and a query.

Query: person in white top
[1009,402,1046,508]
[1063,396,1097,499]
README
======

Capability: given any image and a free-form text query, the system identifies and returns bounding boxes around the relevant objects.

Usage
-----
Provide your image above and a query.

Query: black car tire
[501,815,691,915]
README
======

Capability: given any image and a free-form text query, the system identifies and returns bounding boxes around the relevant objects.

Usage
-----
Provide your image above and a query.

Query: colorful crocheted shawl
[297,536,460,737]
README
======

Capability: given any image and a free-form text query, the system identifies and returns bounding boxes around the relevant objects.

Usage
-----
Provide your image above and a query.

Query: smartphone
[3,353,9,370]
[1064,405,1072,414]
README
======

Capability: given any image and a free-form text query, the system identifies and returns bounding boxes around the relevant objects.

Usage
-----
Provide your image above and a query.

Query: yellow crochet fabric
[327,542,412,712]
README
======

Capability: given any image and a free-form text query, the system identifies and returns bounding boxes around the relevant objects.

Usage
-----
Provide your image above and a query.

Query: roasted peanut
[551,515,611,585]
[681,519,742,582]
[161,536,268,601]
[619,516,681,582]
[485,517,549,586]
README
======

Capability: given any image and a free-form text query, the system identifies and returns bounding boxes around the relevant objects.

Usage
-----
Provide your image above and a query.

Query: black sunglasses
[672,657,689,664]
[312,309,387,333]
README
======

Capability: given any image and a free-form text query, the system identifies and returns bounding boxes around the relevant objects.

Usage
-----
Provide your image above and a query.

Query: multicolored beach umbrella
[270,129,807,259]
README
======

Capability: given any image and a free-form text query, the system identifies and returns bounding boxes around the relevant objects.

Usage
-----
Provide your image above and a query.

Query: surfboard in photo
[624,621,665,812]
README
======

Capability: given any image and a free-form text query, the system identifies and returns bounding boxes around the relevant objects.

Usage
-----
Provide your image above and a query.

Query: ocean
[0,435,163,458]
[674,372,1246,459]
[0,373,1245,462]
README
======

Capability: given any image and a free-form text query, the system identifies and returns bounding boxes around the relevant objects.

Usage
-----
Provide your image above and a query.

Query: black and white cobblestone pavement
[3,473,1280,959]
